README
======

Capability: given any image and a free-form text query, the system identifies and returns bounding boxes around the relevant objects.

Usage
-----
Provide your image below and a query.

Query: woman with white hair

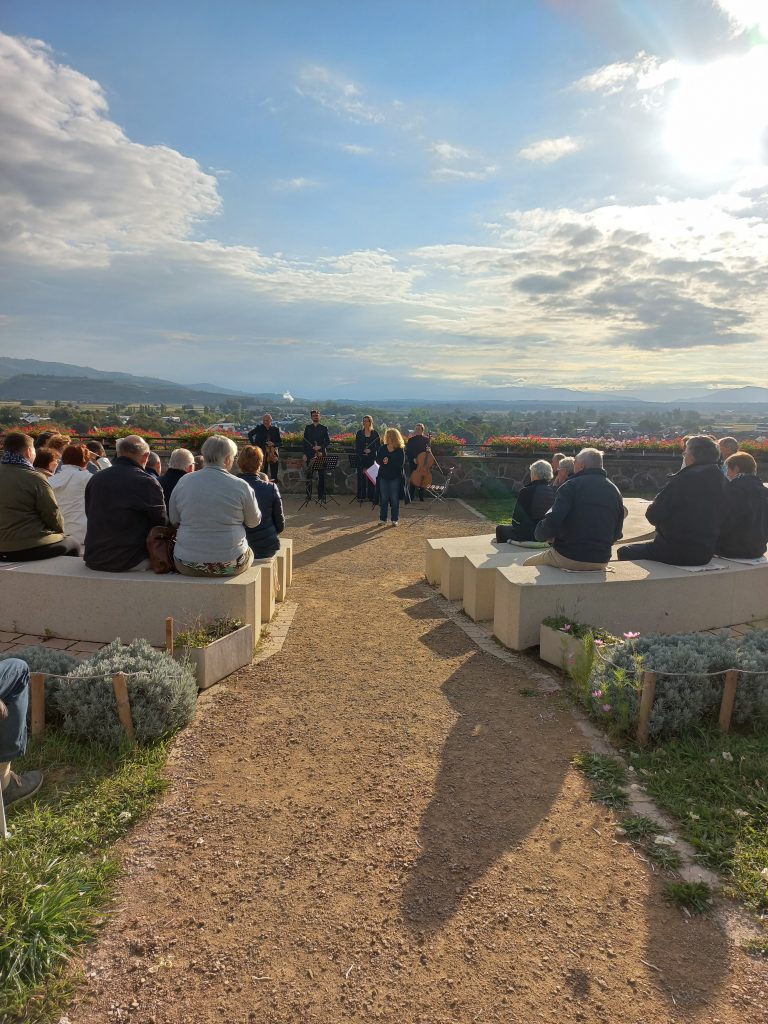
[495,459,556,543]
[169,435,261,577]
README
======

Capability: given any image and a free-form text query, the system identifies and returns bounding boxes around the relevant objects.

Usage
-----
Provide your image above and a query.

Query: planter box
[539,623,584,672]
[174,623,255,690]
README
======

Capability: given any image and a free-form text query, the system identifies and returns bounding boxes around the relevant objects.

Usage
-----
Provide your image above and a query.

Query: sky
[1,0,767,400]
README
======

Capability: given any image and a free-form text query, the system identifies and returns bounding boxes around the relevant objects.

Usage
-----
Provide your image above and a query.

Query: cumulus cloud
[0,33,220,266]
[431,141,471,161]
[518,136,583,164]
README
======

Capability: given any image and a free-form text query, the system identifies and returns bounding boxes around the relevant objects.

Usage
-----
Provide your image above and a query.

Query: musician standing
[248,414,281,482]
[355,415,380,502]
[405,423,430,502]
[302,409,331,501]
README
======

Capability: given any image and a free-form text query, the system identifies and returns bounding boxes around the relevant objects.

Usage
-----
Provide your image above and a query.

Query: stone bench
[492,558,768,651]
[0,539,293,647]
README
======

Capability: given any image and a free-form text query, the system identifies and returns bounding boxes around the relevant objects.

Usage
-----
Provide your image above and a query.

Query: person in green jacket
[0,432,78,561]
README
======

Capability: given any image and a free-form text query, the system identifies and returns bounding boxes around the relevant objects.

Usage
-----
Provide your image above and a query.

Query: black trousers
[265,458,279,482]
[617,539,712,566]
[0,540,79,561]
[306,467,326,499]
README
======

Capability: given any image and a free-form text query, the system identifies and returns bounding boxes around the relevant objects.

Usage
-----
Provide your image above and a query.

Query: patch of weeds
[571,752,628,808]
[0,732,169,1022]
[645,844,683,871]
[617,814,660,842]
[742,937,768,959]
[175,616,245,648]
[518,687,537,697]
[663,880,713,914]
[633,729,768,911]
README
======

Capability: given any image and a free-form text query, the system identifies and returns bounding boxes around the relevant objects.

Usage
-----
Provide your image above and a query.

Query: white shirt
[169,465,261,563]
[49,464,89,546]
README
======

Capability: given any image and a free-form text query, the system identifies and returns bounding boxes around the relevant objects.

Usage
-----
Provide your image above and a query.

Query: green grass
[663,881,714,914]
[633,729,768,912]
[463,495,517,524]
[571,752,629,808]
[0,733,169,1023]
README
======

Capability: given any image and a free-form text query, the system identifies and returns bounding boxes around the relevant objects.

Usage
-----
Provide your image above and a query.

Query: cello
[410,439,436,489]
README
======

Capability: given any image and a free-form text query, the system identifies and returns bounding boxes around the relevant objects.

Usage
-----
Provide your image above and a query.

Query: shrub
[0,645,79,725]
[56,639,197,746]
[586,630,768,740]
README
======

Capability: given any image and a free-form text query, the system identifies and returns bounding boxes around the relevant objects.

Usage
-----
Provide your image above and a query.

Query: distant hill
[0,373,280,407]
[688,386,768,405]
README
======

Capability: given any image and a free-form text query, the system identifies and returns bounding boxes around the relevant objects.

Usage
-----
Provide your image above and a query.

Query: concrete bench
[492,558,768,651]
[0,540,293,646]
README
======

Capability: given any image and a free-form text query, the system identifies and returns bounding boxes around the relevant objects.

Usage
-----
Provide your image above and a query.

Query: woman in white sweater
[49,444,91,552]
[169,435,261,577]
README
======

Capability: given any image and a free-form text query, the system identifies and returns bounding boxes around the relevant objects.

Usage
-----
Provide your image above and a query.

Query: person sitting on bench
[495,460,555,543]
[716,452,768,559]
[0,432,79,562]
[617,434,727,566]
[1,658,43,810]
[523,448,624,570]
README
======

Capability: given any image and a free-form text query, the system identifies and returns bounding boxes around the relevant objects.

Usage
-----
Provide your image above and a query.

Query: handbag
[146,525,177,574]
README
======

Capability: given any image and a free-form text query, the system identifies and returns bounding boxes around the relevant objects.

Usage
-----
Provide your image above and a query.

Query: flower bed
[482,435,768,455]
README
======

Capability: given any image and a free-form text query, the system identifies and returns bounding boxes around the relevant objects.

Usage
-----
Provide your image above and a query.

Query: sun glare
[664,47,768,179]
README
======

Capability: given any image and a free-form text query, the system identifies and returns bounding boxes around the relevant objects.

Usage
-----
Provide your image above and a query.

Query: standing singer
[248,414,281,482]
[355,415,380,502]
[302,409,331,501]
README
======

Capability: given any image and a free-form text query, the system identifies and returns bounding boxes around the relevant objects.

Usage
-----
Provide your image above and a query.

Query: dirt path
[69,499,767,1024]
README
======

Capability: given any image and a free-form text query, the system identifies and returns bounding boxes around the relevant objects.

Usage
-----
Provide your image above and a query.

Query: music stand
[317,454,340,507]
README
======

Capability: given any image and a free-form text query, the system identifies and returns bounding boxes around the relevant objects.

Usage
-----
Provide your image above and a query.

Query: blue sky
[1,1,767,399]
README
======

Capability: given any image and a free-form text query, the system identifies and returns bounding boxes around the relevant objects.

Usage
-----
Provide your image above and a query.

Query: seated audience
[523,448,624,570]
[160,448,195,505]
[84,435,166,572]
[33,448,60,477]
[35,430,56,449]
[194,455,205,471]
[46,434,71,474]
[495,460,555,543]
[716,452,768,559]
[1,658,43,808]
[550,452,565,474]
[554,456,575,488]
[145,451,162,479]
[0,432,78,562]
[169,435,261,577]
[236,445,286,558]
[617,434,727,566]
[85,440,111,472]
[49,444,91,552]
[718,435,739,475]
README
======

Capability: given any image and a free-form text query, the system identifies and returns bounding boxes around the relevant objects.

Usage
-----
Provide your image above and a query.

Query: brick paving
[0,631,107,661]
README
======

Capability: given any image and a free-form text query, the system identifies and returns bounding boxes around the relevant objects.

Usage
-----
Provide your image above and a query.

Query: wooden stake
[30,672,46,737]
[165,616,174,657]
[636,671,657,747]
[718,669,739,733]
[112,672,135,742]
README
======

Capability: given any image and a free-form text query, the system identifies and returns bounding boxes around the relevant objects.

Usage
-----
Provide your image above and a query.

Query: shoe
[2,770,43,809]
[392,521,399,527]
[379,520,387,525]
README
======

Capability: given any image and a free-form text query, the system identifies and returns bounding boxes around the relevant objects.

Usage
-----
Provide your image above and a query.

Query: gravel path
[68,498,767,1024]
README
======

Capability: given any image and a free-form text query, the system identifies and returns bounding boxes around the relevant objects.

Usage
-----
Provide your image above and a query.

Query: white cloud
[572,52,679,96]
[431,141,470,161]
[341,143,374,156]
[0,33,220,267]
[274,177,320,190]
[715,0,768,34]
[296,65,385,124]
[518,136,583,164]
[433,165,498,181]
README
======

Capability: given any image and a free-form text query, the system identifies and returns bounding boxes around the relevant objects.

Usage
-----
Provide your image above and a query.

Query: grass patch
[617,814,660,842]
[0,732,169,1023]
[632,729,768,912]
[663,880,714,914]
[571,752,629,808]
[463,495,517,525]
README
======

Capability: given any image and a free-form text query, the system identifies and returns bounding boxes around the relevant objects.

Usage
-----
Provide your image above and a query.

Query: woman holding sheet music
[355,415,380,502]
[375,428,406,526]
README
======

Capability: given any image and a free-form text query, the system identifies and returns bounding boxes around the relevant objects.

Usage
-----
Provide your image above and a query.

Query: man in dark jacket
[302,410,331,501]
[160,448,194,505]
[716,452,768,559]
[523,448,625,569]
[84,435,166,572]
[248,414,281,482]
[618,435,727,565]
[495,460,555,542]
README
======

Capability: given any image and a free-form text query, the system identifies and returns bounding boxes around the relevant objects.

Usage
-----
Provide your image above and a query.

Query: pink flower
[594,639,605,647]
[560,624,572,633]
[592,690,602,699]
[602,704,612,713]
[623,631,640,640]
